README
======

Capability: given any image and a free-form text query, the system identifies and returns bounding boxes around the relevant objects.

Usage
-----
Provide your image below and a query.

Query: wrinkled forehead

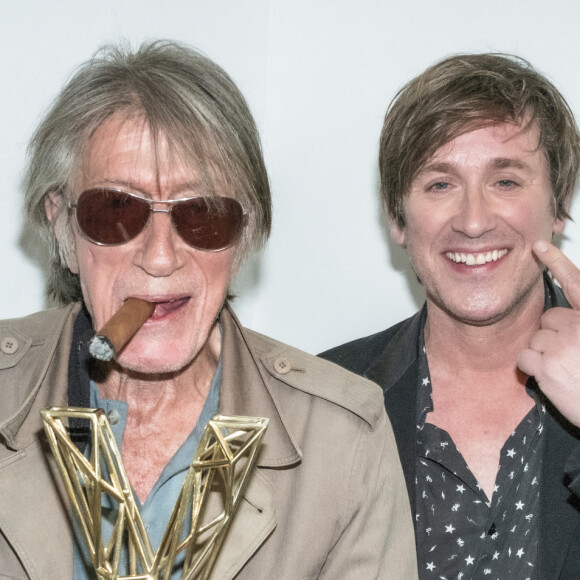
[75,111,227,197]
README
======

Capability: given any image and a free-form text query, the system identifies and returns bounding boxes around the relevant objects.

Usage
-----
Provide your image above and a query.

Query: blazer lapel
[537,273,580,578]
[539,409,580,579]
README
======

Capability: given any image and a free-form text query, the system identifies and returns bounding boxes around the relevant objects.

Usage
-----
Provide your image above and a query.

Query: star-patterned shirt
[415,332,546,580]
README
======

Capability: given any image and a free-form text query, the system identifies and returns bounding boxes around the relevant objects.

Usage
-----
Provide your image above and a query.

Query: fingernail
[535,240,549,252]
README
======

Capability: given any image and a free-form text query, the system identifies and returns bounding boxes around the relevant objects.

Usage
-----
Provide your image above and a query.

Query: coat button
[273,357,292,375]
[0,337,19,355]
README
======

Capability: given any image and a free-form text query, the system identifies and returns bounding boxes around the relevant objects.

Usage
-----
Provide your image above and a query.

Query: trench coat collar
[218,303,302,468]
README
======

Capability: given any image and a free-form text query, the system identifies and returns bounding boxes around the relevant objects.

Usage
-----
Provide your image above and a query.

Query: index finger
[533,240,580,310]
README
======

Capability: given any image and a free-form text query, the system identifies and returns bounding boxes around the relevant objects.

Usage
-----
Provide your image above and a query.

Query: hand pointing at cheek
[518,241,580,427]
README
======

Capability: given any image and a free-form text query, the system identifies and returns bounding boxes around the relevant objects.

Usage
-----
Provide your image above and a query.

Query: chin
[116,343,195,376]
[433,291,511,326]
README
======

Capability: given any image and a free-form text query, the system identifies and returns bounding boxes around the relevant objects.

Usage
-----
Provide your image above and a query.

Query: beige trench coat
[0,303,417,579]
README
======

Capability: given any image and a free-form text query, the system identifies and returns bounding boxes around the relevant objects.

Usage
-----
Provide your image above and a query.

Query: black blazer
[321,276,580,579]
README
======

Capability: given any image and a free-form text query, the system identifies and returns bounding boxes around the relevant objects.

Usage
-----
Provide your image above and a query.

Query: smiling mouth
[151,297,190,318]
[446,249,508,266]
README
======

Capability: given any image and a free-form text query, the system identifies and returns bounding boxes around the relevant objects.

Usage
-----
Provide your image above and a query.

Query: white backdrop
[2,0,580,354]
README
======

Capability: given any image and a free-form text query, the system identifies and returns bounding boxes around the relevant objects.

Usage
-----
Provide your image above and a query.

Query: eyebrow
[489,157,530,172]
[417,157,532,177]
[416,162,456,177]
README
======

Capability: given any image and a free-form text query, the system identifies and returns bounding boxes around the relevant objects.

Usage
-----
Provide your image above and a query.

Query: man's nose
[451,185,497,238]
[133,211,182,276]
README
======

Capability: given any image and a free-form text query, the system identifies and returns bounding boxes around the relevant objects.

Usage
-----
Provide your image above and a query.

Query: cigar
[88,298,155,361]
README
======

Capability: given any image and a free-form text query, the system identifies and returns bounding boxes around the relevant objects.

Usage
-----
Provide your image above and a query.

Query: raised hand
[517,240,580,427]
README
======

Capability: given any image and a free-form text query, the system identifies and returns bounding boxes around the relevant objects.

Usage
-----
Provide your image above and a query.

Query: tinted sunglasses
[68,188,247,251]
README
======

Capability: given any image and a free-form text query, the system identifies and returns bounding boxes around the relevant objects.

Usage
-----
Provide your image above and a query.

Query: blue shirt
[73,360,221,579]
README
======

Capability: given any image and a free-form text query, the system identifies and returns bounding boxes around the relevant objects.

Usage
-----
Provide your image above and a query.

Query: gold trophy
[41,408,268,580]
[41,300,268,578]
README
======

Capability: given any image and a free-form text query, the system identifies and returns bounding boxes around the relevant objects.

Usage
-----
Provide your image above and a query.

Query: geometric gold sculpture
[40,407,268,580]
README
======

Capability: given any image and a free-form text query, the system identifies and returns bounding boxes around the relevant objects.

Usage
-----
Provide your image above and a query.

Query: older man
[322,54,580,579]
[0,41,417,579]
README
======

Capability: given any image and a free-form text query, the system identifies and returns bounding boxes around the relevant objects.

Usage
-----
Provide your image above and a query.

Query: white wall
[2,0,580,354]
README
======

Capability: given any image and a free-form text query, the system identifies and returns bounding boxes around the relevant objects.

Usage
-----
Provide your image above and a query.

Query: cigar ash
[88,335,115,361]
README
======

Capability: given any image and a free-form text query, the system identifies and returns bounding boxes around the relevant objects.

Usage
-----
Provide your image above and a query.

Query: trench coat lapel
[207,306,300,579]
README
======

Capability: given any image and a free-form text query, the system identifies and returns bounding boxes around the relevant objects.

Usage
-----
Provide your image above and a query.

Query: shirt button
[0,337,19,355]
[107,409,120,425]
[273,357,292,375]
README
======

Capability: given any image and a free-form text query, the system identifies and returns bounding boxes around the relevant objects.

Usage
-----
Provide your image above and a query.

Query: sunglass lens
[76,189,150,245]
[172,197,244,250]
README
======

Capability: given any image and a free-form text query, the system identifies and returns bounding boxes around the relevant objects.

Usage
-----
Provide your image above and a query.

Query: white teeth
[446,249,508,265]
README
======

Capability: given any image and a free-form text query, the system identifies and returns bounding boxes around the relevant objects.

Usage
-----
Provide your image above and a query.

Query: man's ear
[44,191,80,274]
[44,190,63,227]
[553,191,573,236]
[553,216,566,236]
[390,220,406,246]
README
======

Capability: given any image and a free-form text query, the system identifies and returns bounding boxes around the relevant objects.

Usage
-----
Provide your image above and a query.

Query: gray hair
[24,39,271,304]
